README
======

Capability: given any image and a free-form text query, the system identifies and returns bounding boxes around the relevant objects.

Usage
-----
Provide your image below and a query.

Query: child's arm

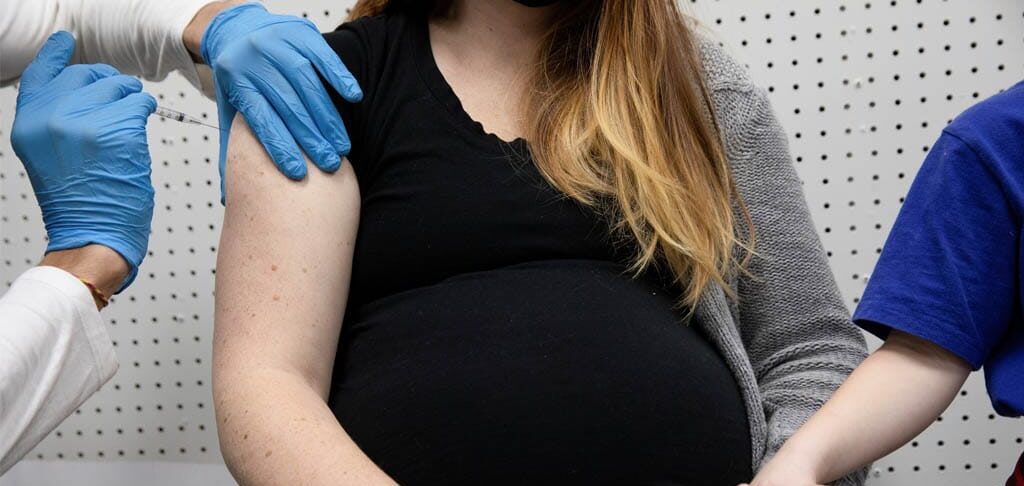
[742,329,971,486]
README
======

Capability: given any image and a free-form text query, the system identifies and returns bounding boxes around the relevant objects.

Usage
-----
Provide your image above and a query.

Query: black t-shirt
[322,11,752,485]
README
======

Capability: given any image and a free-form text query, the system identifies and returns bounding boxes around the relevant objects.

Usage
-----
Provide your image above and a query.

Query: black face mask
[513,0,560,6]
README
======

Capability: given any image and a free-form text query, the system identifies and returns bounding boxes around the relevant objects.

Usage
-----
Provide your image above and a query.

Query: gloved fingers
[244,69,338,174]
[88,92,155,168]
[49,63,121,94]
[233,88,308,180]
[74,75,144,108]
[264,43,350,164]
[294,35,363,103]
[19,31,76,97]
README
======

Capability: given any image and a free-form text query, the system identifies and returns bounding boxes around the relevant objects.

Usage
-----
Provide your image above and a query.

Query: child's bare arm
[743,330,971,486]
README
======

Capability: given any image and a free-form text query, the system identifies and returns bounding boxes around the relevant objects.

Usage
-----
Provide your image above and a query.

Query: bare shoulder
[224,114,360,214]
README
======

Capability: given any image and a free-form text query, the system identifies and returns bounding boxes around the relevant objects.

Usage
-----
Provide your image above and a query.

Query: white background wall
[1,1,1022,484]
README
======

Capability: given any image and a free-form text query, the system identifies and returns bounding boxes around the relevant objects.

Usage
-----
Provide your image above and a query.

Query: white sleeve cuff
[17,266,117,385]
[141,0,213,90]
[0,266,118,473]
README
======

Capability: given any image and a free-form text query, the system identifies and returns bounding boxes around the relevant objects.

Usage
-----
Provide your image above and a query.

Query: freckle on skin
[272,295,280,301]
[243,434,248,440]
[265,450,273,458]
[271,264,278,271]
[301,267,307,273]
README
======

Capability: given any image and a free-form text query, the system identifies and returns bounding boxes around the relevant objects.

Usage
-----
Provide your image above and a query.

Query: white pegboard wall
[0,1,1021,485]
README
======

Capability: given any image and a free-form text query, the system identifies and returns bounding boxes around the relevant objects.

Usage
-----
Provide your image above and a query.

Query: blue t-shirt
[854,80,1024,417]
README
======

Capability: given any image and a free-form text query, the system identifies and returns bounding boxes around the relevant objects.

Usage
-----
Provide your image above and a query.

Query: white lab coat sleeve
[0,266,117,474]
[0,0,213,89]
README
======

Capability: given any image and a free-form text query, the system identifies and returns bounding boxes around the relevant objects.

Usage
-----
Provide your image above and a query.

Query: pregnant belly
[329,260,751,485]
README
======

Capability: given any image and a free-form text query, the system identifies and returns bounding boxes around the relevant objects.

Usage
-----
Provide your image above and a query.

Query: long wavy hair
[348,0,753,309]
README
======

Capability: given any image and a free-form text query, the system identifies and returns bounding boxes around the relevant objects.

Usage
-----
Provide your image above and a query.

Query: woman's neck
[428,0,557,142]
[434,0,555,67]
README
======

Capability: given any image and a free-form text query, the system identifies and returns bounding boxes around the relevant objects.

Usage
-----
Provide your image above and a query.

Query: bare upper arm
[883,330,973,374]
[213,114,360,398]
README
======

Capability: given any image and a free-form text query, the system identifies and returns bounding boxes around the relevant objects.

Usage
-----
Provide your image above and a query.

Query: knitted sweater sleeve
[703,43,871,486]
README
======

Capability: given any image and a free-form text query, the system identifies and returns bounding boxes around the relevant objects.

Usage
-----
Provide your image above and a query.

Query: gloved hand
[11,32,158,293]
[201,2,363,199]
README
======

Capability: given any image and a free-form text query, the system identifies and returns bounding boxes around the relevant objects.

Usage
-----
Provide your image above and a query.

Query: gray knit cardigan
[696,39,870,486]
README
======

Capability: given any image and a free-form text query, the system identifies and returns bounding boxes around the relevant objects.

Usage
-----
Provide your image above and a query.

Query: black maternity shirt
[322,11,752,485]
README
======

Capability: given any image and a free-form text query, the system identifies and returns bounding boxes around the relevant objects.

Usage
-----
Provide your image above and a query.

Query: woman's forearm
[215,367,396,486]
[772,331,971,484]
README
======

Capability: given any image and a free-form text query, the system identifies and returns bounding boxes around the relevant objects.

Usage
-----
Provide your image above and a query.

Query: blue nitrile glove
[201,2,363,200]
[11,32,157,293]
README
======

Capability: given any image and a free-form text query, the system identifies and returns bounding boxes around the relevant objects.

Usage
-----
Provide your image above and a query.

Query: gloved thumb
[47,63,120,94]
[76,75,144,108]
[19,31,76,98]
[113,91,159,121]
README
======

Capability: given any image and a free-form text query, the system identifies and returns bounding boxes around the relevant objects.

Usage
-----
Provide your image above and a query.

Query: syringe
[154,105,220,130]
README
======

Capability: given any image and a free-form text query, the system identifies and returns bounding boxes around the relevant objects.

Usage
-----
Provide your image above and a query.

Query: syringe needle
[184,117,221,130]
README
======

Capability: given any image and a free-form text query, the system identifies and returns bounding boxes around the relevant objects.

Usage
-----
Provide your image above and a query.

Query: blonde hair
[349,0,752,310]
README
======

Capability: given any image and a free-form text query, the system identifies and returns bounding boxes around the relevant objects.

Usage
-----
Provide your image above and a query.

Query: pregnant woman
[211,1,867,485]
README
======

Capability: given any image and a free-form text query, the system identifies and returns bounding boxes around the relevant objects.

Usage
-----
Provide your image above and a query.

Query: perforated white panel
[0,1,1021,485]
